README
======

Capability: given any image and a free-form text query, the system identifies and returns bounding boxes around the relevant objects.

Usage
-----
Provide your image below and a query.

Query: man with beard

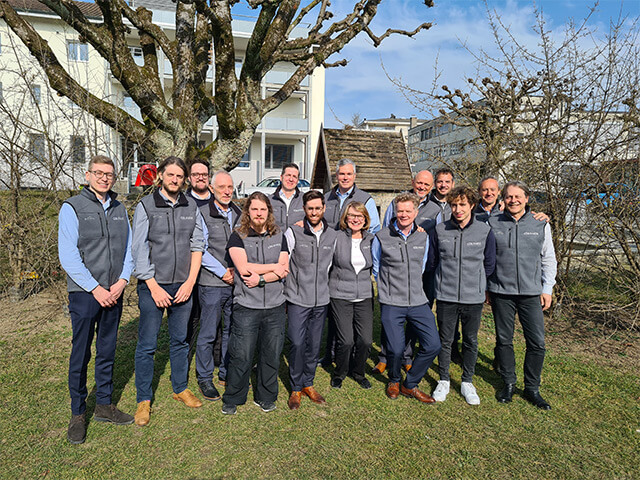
[270,163,306,231]
[132,157,205,426]
[284,190,337,410]
[221,192,289,415]
[195,171,241,400]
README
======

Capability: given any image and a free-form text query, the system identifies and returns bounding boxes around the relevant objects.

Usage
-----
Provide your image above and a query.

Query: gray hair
[502,180,530,198]
[478,175,499,191]
[336,158,357,175]
[212,170,233,185]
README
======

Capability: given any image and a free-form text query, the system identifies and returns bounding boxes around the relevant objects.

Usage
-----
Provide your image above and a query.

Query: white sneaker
[432,380,450,402]
[461,382,480,405]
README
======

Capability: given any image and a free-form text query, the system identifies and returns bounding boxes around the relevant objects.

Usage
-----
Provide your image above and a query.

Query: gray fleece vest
[422,192,451,222]
[199,200,241,287]
[487,210,546,296]
[139,190,198,284]
[434,218,491,304]
[328,230,374,301]
[474,202,501,223]
[233,231,286,309]
[64,187,129,292]
[324,185,372,230]
[270,187,305,231]
[285,220,337,307]
[376,224,428,307]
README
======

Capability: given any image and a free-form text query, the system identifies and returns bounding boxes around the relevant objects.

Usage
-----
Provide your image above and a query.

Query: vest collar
[273,184,300,201]
[208,199,242,219]
[504,205,531,222]
[153,188,189,208]
[389,218,419,238]
[302,217,329,236]
[80,185,118,204]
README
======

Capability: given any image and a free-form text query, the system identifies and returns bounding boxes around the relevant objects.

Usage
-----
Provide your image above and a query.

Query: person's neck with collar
[159,187,179,204]
[280,187,296,199]
[190,188,211,201]
[337,184,354,196]
[394,219,414,237]
[215,198,230,212]
[88,186,109,204]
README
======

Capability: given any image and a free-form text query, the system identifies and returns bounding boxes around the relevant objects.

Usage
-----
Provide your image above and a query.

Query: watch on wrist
[258,275,266,287]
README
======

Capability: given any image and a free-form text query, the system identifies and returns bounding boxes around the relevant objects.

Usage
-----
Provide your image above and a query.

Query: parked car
[240,177,310,197]
[581,182,636,208]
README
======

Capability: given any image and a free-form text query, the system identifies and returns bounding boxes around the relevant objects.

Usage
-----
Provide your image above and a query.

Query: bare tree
[0,0,434,170]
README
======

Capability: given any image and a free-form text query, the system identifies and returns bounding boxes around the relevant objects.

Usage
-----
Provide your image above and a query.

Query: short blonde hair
[339,201,370,231]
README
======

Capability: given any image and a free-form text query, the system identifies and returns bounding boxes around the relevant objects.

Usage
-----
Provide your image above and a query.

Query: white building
[0,0,324,190]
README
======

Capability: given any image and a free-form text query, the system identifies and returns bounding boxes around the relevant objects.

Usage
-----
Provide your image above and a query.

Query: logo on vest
[112,216,125,221]
[466,241,482,246]
[267,243,281,249]
[179,216,194,220]
[523,231,539,236]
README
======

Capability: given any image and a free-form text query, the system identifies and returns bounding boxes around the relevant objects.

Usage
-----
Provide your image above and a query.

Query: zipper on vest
[404,240,411,305]
[515,222,520,293]
[261,238,266,308]
[100,205,112,287]
[314,235,319,307]
[457,230,463,302]
[171,208,178,282]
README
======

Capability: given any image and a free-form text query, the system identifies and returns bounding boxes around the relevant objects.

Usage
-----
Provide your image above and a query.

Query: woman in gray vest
[221,192,289,415]
[329,202,374,390]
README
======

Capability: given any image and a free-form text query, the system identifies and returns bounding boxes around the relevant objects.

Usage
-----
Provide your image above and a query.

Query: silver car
[240,177,310,197]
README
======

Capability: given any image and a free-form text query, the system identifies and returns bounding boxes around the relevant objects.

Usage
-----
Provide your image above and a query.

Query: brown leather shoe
[386,382,400,400]
[172,388,203,408]
[301,386,326,405]
[288,391,302,410]
[373,362,387,374]
[134,401,151,427]
[400,384,436,404]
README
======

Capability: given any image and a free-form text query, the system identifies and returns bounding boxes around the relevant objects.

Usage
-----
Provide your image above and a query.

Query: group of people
[58,154,557,444]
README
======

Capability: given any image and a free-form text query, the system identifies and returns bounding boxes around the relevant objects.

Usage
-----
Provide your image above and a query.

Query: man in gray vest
[373,193,441,403]
[196,170,241,401]
[428,186,496,405]
[58,155,135,444]
[270,163,305,231]
[488,181,557,409]
[375,169,435,375]
[132,156,205,426]
[321,158,380,366]
[474,176,502,222]
[284,190,338,410]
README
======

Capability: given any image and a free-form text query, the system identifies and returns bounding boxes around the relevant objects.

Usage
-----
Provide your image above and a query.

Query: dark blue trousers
[68,291,123,415]
[195,285,233,381]
[287,303,328,391]
[381,303,441,389]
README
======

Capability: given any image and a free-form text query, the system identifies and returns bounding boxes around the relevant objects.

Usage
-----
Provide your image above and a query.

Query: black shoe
[253,400,276,413]
[331,377,343,389]
[67,414,86,444]
[94,404,134,425]
[319,356,333,368]
[221,403,237,415]
[523,389,551,410]
[198,379,221,401]
[354,377,372,389]
[497,383,516,403]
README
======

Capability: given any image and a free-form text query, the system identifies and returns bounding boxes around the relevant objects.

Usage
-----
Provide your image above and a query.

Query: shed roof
[7,0,103,19]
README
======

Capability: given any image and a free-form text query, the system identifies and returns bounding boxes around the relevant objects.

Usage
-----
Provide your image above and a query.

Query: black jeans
[490,293,546,390]
[436,301,483,382]
[222,303,286,406]
[331,298,373,381]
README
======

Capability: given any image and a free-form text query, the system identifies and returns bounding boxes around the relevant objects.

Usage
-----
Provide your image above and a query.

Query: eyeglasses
[347,214,365,221]
[90,170,115,180]
[190,173,209,179]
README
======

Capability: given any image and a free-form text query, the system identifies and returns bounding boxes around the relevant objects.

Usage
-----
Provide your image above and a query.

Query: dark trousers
[490,293,546,390]
[381,303,441,389]
[195,285,233,381]
[135,282,192,402]
[68,291,123,415]
[222,303,286,406]
[436,301,483,382]
[331,298,373,381]
[287,303,328,391]
[377,323,415,365]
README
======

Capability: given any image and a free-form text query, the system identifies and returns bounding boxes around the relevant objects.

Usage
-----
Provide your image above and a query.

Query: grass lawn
[1,292,638,480]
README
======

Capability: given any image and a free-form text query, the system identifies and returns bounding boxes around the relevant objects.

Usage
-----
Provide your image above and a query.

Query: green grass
[1,308,638,480]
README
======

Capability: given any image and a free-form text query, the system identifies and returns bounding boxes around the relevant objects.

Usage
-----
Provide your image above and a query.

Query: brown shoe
[301,386,326,405]
[373,362,387,374]
[134,401,151,427]
[288,391,302,410]
[403,364,412,372]
[172,388,203,408]
[400,384,436,404]
[386,382,400,400]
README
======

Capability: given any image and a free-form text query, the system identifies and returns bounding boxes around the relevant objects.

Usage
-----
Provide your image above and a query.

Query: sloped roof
[311,128,412,193]
[7,0,103,19]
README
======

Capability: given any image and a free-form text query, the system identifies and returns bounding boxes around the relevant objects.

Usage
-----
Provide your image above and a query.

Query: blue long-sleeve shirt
[372,221,430,280]
[58,198,134,292]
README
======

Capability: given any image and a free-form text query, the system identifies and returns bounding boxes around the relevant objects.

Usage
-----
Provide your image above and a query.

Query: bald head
[412,170,434,200]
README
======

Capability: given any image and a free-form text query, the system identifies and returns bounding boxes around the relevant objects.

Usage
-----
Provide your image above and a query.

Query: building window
[71,136,85,164]
[31,85,41,105]
[237,147,250,169]
[264,144,293,170]
[29,133,45,161]
[67,41,89,62]
[129,46,144,66]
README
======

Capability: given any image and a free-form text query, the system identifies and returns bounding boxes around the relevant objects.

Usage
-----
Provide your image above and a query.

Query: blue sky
[319,0,639,127]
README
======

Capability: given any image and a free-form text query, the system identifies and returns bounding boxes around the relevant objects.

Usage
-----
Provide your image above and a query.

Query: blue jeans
[135,282,193,403]
[68,291,122,415]
[195,285,233,381]
[222,303,286,406]
[287,303,328,391]
[381,303,441,389]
